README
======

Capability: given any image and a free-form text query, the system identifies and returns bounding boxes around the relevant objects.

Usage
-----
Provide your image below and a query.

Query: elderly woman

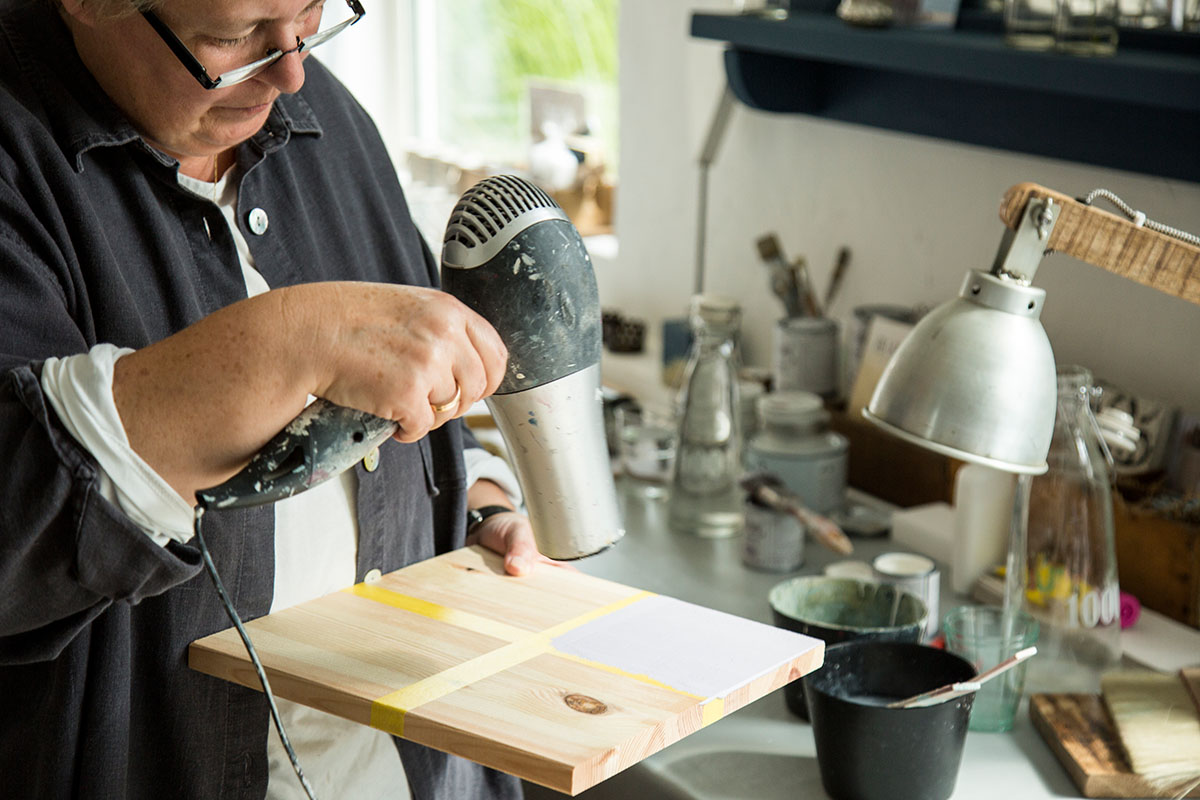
[0,1,546,797]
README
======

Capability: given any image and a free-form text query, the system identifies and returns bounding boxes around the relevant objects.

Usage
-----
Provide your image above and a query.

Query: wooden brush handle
[999,182,1200,306]
[756,484,854,556]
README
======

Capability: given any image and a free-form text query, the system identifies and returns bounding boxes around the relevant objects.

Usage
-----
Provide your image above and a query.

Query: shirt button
[362,447,380,472]
[246,207,269,235]
[364,569,383,583]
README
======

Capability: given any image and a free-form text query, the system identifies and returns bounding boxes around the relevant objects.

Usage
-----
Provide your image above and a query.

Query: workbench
[522,482,1079,799]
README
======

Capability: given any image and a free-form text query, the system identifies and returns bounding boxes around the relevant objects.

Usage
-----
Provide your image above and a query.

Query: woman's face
[64,0,326,171]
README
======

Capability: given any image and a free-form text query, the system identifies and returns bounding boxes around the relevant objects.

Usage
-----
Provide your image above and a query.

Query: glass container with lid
[745,390,848,516]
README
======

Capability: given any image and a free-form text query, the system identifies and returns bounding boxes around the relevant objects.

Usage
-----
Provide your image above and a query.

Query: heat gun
[196,175,623,561]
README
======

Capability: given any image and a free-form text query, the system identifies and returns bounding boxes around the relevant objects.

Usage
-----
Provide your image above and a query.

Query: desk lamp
[865,182,1200,475]
[864,182,1200,615]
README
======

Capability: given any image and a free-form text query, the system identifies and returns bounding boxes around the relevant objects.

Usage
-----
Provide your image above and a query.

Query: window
[322,1,619,241]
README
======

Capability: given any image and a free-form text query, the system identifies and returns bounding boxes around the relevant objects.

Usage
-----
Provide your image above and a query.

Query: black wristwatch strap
[466,505,513,533]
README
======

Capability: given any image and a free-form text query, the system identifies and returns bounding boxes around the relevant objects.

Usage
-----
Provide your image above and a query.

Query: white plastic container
[951,464,1016,595]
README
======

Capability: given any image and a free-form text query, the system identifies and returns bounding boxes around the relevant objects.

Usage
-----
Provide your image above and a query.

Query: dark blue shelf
[691,11,1200,182]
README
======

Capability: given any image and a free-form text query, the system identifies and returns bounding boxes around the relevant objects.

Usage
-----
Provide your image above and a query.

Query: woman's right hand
[295,281,507,442]
[112,281,508,504]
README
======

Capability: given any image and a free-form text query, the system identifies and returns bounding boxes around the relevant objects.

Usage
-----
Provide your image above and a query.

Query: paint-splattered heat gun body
[195,402,396,510]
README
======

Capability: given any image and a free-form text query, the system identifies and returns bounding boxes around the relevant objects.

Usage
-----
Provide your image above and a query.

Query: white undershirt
[39,167,519,799]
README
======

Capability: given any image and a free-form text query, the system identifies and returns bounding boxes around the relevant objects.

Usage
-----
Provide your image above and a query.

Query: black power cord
[193,507,319,800]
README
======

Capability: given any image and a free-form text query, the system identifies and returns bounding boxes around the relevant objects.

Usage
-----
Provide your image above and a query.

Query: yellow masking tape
[344,583,531,643]
[371,634,549,735]
[369,590,657,736]
[701,697,725,727]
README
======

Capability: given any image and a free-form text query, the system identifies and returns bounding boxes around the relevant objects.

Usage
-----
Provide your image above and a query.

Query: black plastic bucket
[804,640,976,800]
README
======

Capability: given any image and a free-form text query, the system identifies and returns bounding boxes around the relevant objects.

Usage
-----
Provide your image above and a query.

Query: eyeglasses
[142,0,365,90]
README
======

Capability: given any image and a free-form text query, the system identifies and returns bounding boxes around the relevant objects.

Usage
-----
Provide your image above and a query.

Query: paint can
[742,500,805,572]
[772,317,840,400]
[872,552,941,641]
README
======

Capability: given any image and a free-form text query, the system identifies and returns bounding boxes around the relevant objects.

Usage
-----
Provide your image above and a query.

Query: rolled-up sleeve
[0,184,202,664]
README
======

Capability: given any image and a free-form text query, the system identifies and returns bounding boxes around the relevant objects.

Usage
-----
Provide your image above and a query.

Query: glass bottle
[1021,365,1121,693]
[668,295,745,538]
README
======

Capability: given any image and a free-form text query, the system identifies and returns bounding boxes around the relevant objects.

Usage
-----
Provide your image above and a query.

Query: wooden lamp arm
[999,182,1200,306]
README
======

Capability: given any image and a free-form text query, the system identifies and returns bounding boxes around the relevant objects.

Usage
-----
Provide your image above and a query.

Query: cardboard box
[1114,494,1200,629]
[829,410,960,508]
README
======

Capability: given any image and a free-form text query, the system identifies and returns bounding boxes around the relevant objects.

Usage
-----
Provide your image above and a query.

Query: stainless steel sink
[521,695,823,799]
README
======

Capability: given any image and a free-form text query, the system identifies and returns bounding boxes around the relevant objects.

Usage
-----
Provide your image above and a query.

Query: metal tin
[742,502,805,572]
[772,317,840,400]
[872,552,940,641]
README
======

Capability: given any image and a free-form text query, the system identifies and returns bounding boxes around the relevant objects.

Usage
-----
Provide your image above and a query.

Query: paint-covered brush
[888,645,1038,709]
[1101,669,1200,796]
[740,472,853,556]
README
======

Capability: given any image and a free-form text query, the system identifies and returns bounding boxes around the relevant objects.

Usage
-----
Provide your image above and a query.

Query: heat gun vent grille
[444,175,559,250]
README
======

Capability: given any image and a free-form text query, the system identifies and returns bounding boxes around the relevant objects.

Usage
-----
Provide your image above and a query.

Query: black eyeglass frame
[142,0,365,90]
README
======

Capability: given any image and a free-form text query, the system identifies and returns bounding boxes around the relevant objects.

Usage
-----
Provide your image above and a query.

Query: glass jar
[1021,365,1121,693]
[668,295,745,538]
[1116,0,1168,28]
[745,391,848,516]
[1056,0,1119,55]
[1005,0,1057,49]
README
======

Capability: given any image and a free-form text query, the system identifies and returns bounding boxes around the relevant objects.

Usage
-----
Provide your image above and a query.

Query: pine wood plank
[999,182,1200,306]
[189,545,823,795]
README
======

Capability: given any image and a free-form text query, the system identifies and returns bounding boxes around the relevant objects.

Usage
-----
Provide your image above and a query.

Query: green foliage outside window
[433,0,619,175]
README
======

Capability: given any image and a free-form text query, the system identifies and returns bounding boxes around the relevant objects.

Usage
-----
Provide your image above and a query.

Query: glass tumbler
[616,403,677,500]
[943,605,1040,732]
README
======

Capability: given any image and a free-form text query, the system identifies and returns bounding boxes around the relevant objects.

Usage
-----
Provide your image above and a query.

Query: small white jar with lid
[744,391,848,516]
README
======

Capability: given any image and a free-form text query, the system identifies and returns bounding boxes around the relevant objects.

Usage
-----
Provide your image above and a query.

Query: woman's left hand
[467,510,576,577]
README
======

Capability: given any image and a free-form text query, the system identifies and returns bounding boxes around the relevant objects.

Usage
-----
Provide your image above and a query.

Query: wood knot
[564,693,607,715]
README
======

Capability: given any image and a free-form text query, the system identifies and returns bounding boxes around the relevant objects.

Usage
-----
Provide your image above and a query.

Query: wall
[610,0,1200,415]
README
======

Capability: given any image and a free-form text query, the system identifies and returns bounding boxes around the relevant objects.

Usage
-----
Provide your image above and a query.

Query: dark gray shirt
[0,2,521,798]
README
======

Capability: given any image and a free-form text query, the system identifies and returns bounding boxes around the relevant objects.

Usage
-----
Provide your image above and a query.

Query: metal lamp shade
[863,270,1057,475]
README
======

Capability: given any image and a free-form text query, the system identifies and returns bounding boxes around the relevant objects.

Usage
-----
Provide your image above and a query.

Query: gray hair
[54,0,165,21]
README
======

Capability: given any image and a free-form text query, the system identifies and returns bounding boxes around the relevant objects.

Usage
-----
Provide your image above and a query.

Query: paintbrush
[789,255,822,317]
[755,234,805,318]
[888,645,1038,709]
[1101,669,1200,795]
[740,473,853,556]
[823,246,851,312]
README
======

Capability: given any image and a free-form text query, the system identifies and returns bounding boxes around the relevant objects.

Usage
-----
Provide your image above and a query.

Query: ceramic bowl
[768,575,928,718]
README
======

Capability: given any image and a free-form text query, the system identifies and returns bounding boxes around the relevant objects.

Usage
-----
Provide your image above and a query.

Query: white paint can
[872,551,940,641]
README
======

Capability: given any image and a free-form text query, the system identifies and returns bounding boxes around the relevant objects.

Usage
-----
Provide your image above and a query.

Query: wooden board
[1029,693,1200,798]
[999,182,1200,307]
[189,545,823,795]
[1184,668,1200,711]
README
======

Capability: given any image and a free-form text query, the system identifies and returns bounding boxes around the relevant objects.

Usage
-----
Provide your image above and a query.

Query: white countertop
[523,482,1082,800]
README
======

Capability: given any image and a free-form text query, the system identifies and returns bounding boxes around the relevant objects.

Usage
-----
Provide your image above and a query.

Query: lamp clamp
[990,196,1060,285]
